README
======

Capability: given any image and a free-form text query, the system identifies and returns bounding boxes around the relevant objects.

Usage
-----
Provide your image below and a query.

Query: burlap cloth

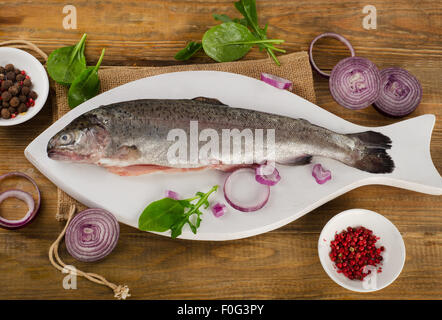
[53,51,316,216]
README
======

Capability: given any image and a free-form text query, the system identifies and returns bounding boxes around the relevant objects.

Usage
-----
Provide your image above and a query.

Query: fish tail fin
[346,131,395,174]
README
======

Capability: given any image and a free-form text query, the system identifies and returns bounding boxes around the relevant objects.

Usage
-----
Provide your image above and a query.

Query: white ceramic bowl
[0,47,49,126]
[318,209,406,292]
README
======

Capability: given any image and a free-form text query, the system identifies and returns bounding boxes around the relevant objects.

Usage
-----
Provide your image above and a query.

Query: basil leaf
[138,197,186,232]
[174,41,203,61]
[47,33,87,85]
[68,48,105,109]
[202,22,255,62]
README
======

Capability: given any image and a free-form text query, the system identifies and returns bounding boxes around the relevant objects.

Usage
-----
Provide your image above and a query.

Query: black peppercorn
[8,106,17,114]
[2,101,9,108]
[18,95,27,103]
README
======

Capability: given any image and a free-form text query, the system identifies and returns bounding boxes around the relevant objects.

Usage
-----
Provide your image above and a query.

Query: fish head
[47,114,110,163]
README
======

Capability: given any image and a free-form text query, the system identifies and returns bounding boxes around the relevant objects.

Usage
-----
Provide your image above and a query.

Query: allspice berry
[16,74,25,82]
[19,95,27,103]
[8,106,17,114]
[18,103,28,113]
[2,101,9,108]
[6,71,16,81]
[5,64,14,72]
[29,90,38,100]
[23,78,32,87]
[1,91,12,102]
[1,108,11,119]
[20,86,30,96]
[8,85,19,96]
[9,96,20,107]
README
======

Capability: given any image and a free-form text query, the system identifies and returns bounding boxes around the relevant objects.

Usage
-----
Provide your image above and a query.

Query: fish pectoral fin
[113,145,141,161]
[192,96,227,106]
[278,155,313,166]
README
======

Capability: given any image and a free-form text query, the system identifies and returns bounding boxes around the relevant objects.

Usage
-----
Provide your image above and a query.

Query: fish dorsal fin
[192,96,226,106]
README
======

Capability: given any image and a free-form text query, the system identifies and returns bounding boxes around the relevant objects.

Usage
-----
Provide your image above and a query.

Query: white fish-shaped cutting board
[25,71,442,240]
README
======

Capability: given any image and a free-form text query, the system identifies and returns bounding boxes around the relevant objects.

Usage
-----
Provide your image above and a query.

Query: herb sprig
[138,186,218,239]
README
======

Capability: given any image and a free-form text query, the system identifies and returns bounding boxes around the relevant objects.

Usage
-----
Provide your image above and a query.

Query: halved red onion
[0,172,41,229]
[373,67,422,117]
[223,168,270,212]
[255,163,281,186]
[65,208,120,262]
[329,57,381,110]
[309,33,356,78]
[312,164,332,184]
[260,73,293,91]
[211,203,227,218]
[165,190,180,200]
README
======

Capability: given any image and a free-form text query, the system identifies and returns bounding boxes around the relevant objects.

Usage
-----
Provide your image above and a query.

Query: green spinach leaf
[174,41,203,61]
[68,48,105,109]
[213,13,247,26]
[202,22,256,62]
[47,33,87,85]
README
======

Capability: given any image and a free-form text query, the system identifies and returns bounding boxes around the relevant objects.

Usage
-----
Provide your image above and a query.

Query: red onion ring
[65,208,120,262]
[255,163,281,186]
[329,56,381,110]
[0,172,41,229]
[223,168,270,212]
[373,67,422,117]
[309,33,356,78]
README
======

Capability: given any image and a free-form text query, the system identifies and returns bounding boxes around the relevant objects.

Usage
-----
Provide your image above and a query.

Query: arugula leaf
[138,186,218,238]
[174,41,203,61]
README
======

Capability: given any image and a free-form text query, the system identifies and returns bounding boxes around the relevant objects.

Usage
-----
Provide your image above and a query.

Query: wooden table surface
[0,0,441,300]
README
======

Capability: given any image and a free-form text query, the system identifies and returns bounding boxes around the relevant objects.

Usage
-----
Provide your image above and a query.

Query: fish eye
[60,133,73,145]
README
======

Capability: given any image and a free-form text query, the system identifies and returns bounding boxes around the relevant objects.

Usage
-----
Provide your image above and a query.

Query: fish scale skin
[77,99,359,168]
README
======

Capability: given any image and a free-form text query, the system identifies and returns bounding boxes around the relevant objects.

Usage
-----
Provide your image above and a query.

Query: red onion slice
[260,73,293,91]
[0,172,41,229]
[255,163,281,186]
[223,168,270,212]
[373,67,422,117]
[309,33,356,78]
[312,164,332,184]
[165,190,180,200]
[65,208,120,262]
[329,56,381,110]
[211,203,227,218]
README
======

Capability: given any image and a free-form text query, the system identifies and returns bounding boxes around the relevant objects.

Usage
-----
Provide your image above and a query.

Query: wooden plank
[0,0,441,299]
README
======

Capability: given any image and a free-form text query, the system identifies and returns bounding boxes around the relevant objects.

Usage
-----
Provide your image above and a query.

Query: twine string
[48,205,130,300]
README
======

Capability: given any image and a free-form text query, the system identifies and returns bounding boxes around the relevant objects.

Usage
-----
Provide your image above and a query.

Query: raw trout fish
[47,97,394,176]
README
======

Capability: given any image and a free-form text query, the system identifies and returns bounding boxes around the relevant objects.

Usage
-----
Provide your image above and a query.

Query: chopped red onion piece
[260,73,293,91]
[165,190,180,200]
[312,164,332,184]
[329,57,381,110]
[309,33,356,78]
[211,203,227,218]
[373,67,422,117]
[223,168,270,212]
[255,163,281,186]
[0,172,41,229]
[65,208,120,262]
